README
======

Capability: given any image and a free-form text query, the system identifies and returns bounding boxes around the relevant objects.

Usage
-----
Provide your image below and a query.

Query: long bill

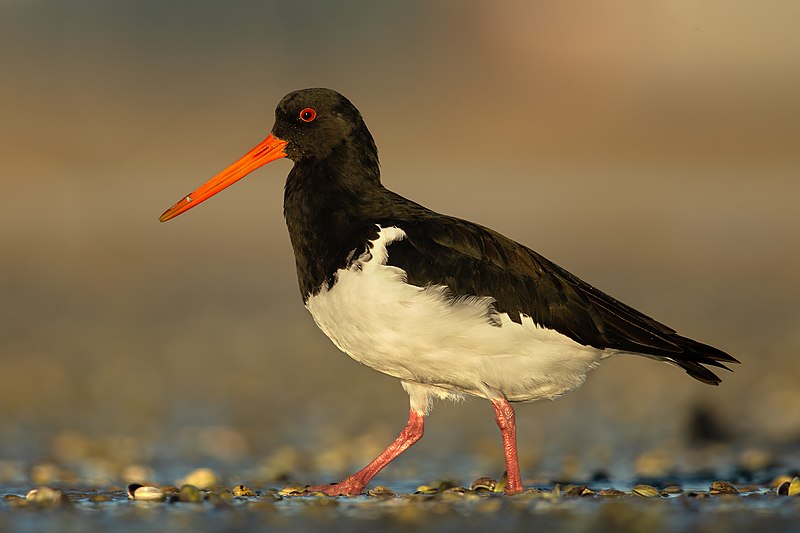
[159,133,288,222]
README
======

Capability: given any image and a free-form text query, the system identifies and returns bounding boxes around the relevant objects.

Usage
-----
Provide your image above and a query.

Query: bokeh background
[1,0,798,485]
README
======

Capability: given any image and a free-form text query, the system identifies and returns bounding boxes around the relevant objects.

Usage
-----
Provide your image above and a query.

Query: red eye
[299,108,317,122]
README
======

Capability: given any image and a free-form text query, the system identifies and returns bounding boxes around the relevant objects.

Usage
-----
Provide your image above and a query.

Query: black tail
[661,336,739,385]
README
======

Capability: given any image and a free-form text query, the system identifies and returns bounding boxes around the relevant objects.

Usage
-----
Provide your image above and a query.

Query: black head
[272,88,377,165]
[159,88,379,222]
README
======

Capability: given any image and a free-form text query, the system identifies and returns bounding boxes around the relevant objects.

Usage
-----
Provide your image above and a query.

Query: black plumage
[276,88,738,386]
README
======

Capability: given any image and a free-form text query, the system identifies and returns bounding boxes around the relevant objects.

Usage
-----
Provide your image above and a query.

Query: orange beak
[159,133,288,222]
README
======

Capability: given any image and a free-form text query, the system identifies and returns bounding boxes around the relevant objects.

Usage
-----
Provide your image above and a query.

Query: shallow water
[3,462,800,533]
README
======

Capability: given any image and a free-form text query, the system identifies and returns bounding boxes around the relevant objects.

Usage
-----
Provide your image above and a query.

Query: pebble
[441,487,479,500]
[206,491,233,506]
[597,489,626,498]
[278,485,307,496]
[179,484,204,503]
[414,484,439,495]
[632,484,660,498]
[414,479,459,494]
[776,477,800,497]
[133,486,166,502]
[367,486,397,497]
[4,494,27,507]
[789,477,800,497]
[771,474,793,488]
[161,485,180,495]
[470,477,497,493]
[177,468,219,490]
[232,484,257,497]
[25,486,67,505]
[709,481,739,495]
[564,485,594,497]
[127,484,143,499]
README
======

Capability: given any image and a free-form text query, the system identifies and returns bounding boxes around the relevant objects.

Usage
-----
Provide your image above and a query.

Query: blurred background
[0,0,798,486]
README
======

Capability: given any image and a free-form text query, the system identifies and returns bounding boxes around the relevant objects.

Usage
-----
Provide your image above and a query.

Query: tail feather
[664,335,739,385]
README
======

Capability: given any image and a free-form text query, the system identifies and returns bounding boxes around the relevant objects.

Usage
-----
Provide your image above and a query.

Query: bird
[160,88,738,495]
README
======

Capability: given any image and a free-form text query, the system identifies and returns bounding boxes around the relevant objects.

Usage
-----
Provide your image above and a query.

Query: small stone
[217,489,234,502]
[470,477,497,493]
[367,485,396,497]
[177,467,219,490]
[516,488,551,500]
[597,489,626,497]
[206,492,232,506]
[564,485,593,497]
[4,494,28,507]
[661,485,683,495]
[278,485,307,496]
[771,474,793,488]
[709,481,739,495]
[25,486,66,505]
[89,494,111,502]
[414,484,438,495]
[179,484,204,503]
[127,483,143,499]
[632,484,660,498]
[133,486,166,502]
[788,477,800,497]
[232,484,256,497]
[441,487,477,500]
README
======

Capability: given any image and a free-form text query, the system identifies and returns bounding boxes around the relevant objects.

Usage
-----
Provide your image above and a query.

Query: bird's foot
[500,470,524,495]
[304,476,366,496]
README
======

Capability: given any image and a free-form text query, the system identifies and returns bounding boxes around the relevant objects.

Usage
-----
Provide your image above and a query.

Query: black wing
[382,213,739,385]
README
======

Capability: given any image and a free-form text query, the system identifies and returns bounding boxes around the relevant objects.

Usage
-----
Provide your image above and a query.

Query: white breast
[305,226,605,403]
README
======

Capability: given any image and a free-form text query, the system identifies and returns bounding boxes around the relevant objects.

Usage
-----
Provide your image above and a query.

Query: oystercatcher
[160,88,738,495]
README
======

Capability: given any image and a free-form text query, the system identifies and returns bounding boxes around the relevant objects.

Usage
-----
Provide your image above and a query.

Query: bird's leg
[305,409,425,496]
[491,397,523,494]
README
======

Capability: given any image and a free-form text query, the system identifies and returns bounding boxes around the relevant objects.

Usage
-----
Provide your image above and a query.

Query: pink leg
[491,397,523,494]
[305,409,424,496]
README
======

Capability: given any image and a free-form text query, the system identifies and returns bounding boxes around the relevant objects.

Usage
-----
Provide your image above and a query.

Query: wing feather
[383,215,738,385]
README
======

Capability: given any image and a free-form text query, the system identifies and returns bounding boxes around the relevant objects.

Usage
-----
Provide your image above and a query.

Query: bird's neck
[283,146,385,299]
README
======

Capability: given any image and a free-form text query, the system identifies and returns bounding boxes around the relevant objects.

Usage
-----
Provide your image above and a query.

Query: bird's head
[160,88,375,222]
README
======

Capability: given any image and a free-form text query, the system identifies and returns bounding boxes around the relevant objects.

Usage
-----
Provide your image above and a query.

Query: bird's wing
[382,215,738,384]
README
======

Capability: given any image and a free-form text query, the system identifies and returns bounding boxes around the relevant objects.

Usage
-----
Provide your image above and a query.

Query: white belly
[305,226,604,403]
